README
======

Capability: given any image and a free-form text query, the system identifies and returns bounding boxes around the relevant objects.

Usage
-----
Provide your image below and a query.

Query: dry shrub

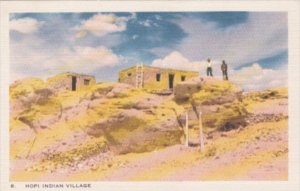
[205,145,217,157]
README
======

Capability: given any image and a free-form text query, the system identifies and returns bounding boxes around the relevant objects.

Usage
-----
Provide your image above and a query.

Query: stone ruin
[47,72,96,92]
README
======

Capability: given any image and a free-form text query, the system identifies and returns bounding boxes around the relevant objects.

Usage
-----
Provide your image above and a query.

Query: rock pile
[246,113,288,124]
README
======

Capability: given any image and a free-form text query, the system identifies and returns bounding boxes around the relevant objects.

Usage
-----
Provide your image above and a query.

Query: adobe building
[47,72,96,92]
[119,65,199,91]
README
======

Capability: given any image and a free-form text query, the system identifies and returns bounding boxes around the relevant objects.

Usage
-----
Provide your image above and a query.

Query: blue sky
[10,12,288,90]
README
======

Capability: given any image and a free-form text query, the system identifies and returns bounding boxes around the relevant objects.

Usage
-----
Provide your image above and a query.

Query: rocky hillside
[10,77,288,181]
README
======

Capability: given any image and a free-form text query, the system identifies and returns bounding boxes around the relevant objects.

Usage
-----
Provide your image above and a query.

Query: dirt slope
[10,77,288,181]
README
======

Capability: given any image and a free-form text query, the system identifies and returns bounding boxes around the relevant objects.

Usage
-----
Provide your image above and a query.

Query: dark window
[127,73,132,77]
[181,76,186,81]
[156,73,161,82]
[84,79,90,85]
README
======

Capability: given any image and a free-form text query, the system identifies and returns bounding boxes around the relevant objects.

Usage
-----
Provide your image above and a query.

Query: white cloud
[75,14,129,38]
[175,13,287,68]
[128,13,137,20]
[10,17,43,34]
[132,34,139,40]
[9,12,288,88]
[138,19,158,27]
[10,38,121,81]
[230,63,287,91]
[151,51,225,76]
[143,20,152,27]
[151,51,202,72]
[154,15,162,20]
[139,19,151,27]
[60,46,120,72]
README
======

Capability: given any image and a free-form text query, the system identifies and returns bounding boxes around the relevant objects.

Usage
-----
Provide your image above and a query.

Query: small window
[127,73,132,77]
[181,76,186,81]
[84,79,90,85]
[156,73,161,82]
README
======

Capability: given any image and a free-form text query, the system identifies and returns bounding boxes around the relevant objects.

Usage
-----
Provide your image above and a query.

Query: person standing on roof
[206,58,213,77]
[221,60,228,80]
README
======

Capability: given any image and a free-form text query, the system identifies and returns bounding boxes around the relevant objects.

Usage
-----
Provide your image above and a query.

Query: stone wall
[47,72,96,92]
[119,65,199,91]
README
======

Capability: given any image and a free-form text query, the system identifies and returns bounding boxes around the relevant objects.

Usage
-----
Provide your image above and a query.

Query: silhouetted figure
[221,60,228,80]
[206,58,213,77]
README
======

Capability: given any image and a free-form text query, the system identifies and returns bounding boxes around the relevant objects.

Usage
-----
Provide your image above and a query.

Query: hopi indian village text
[9,12,288,181]
[23,183,91,189]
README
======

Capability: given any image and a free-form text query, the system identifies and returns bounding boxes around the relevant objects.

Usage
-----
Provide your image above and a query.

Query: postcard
[0,1,299,191]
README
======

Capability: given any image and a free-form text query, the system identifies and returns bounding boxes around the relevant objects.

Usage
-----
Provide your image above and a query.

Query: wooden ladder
[135,64,144,88]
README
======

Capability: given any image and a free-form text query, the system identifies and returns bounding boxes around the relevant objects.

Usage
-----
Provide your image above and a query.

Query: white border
[1,1,299,191]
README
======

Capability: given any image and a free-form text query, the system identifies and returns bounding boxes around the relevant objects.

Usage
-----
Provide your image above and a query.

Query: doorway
[72,76,77,91]
[168,74,174,89]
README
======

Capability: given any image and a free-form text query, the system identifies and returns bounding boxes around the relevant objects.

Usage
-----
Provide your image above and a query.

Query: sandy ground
[10,97,288,181]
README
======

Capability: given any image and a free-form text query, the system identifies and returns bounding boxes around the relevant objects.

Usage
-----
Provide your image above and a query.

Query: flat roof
[119,65,199,74]
[58,72,95,78]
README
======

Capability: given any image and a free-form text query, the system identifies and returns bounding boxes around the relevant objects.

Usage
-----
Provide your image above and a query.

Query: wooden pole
[185,111,189,147]
[26,135,37,159]
[199,111,204,151]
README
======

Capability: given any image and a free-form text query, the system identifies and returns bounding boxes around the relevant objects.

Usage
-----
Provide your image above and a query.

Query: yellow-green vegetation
[174,78,240,107]
[116,98,185,153]
[204,119,287,157]
[18,99,61,124]
[11,118,287,181]
[202,101,248,131]
[191,80,239,104]
[10,76,247,163]
[245,87,288,102]
[244,87,287,104]
[55,82,114,109]
[10,78,47,100]
[12,82,119,131]
[119,129,183,154]
[101,97,185,153]
[243,87,288,113]
[31,136,108,172]
[10,75,288,181]
[91,117,147,142]
[174,79,246,132]
[10,78,59,131]
[47,73,70,85]
[127,119,287,181]
[10,78,187,160]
